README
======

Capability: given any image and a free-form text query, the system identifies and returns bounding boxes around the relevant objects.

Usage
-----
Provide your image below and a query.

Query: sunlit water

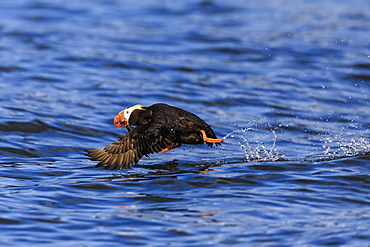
[1,0,370,246]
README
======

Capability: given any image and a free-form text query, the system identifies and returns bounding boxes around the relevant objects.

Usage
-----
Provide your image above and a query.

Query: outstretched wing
[86,125,175,170]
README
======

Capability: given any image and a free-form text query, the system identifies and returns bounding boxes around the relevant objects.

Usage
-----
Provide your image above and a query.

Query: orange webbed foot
[160,143,182,153]
[200,130,224,143]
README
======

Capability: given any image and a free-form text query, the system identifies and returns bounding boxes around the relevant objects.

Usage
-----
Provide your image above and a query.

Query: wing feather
[86,124,176,169]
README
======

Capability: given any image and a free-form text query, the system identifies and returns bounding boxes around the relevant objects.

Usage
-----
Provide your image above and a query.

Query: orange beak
[113,112,128,127]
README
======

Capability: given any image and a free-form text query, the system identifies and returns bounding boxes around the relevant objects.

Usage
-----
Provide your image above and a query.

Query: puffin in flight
[86,103,224,169]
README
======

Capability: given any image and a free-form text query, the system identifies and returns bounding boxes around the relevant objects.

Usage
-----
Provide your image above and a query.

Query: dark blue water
[1,0,370,246]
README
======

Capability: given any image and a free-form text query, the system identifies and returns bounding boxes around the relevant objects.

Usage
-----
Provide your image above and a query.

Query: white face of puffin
[114,104,145,127]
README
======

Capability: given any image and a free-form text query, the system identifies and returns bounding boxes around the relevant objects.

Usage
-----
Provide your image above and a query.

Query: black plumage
[86,103,223,169]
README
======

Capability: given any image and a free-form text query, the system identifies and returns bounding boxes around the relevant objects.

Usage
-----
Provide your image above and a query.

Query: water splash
[223,128,253,140]
[223,127,283,162]
[321,127,370,159]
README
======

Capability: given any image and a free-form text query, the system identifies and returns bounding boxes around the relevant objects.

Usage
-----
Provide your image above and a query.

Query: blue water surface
[1,0,370,246]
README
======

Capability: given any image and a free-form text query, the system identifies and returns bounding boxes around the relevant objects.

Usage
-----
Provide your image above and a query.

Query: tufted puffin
[85,103,223,170]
